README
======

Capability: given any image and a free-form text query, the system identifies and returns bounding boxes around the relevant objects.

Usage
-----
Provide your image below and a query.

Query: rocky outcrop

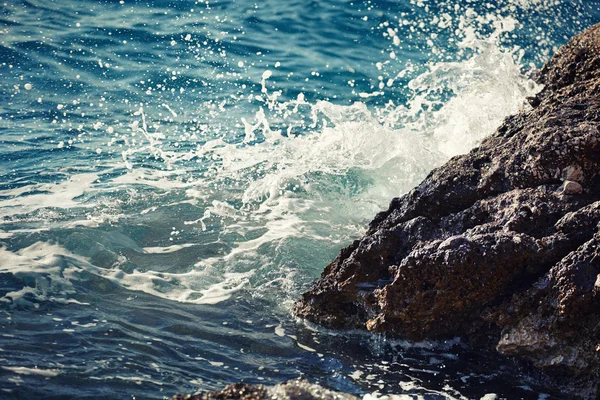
[172,380,358,400]
[295,24,600,397]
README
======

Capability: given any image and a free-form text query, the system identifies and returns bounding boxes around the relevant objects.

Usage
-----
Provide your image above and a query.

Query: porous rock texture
[295,24,600,397]
[172,380,358,400]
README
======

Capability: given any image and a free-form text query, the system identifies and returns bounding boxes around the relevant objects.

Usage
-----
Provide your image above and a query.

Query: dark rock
[172,379,359,400]
[295,23,600,398]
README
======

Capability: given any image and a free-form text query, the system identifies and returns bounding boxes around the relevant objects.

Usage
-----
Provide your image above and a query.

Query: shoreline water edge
[177,23,600,400]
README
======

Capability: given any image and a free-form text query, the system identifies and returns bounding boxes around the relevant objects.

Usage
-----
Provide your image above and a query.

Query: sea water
[1,0,599,399]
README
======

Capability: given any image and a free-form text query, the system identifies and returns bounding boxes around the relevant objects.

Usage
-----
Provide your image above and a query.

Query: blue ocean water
[1,0,600,399]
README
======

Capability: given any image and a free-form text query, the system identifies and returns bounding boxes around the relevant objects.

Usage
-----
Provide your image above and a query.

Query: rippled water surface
[1,1,600,399]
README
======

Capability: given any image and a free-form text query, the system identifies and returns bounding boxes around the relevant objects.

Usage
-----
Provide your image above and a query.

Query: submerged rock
[172,379,358,400]
[295,23,600,397]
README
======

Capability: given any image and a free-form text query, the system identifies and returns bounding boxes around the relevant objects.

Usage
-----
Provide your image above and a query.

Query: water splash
[4,0,590,310]
[0,35,540,308]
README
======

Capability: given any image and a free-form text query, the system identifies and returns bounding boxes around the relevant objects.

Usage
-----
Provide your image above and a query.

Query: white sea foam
[2,366,61,377]
[143,244,198,254]
[0,173,99,219]
[0,241,252,305]
[0,243,83,306]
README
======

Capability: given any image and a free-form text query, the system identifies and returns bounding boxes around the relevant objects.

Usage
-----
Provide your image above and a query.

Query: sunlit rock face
[296,23,600,398]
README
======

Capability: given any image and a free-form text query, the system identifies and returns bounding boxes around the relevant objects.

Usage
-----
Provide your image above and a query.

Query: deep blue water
[1,1,600,399]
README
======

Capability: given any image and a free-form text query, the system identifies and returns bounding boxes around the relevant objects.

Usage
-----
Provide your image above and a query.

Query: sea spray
[0,4,545,308]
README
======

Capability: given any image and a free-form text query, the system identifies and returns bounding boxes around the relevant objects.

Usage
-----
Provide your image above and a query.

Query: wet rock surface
[172,380,358,400]
[295,24,600,397]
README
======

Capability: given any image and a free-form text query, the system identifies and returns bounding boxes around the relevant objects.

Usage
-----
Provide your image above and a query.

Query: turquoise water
[1,1,599,398]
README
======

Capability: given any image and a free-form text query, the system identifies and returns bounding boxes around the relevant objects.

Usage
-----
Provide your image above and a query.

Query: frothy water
[1,0,599,398]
